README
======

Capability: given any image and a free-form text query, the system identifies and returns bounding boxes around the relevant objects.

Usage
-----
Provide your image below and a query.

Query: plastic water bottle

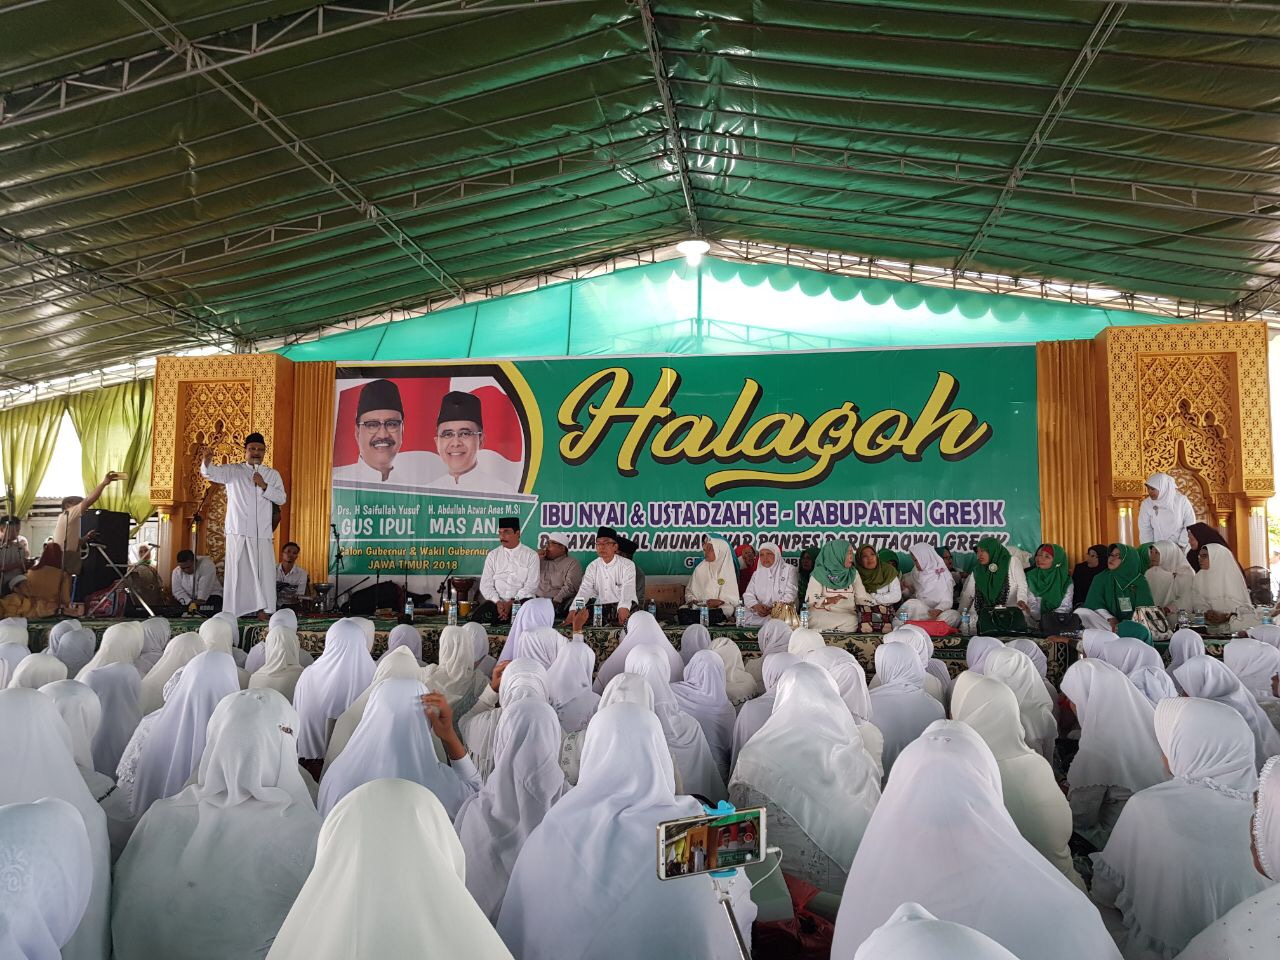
[510,599,522,622]
[591,603,603,628]
[897,608,909,628]
[699,603,709,627]
[402,593,414,624]
[960,610,971,637]
[1177,609,1189,630]
[447,587,458,626]
[647,600,657,617]
[734,605,746,628]
[799,603,810,631]
[1264,609,1274,625]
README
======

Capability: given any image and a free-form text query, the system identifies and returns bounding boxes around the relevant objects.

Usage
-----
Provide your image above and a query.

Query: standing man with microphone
[201,432,286,619]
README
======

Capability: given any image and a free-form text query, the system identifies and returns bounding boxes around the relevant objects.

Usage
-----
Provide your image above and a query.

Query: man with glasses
[333,379,433,484]
[426,389,516,493]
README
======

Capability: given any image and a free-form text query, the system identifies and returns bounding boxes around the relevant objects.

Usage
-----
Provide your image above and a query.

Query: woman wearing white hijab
[787,626,827,660]
[1137,472,1195,547]
[114,669,187,814]
[868,642,944,776]
[1059,659,1168,848]
[899,542,961,627]
[291,618,376,761]
[853,903,1022,960]
[1167,627,1205,688]
[460,658,552,780]
[268,778,514,960]
[815,647,886,780]
[199,617,250,687]
[832,720,1118,960]
[465,619,497,677]
[1092,697,1266,959]
[1174,654,1280,767]
[76,621,144,680]
[497,596,555,662]
[499,703,753,959]
[671,649,736,781]
[1129,666,1180,706]
[710,636,757,705]
[0,798,93,960]
[39,679,138,861]
[732,651,799,768]
[592,610,682,694]
[131,650,240,817]
[1249,621,1280,648]
[244,609,312,674]
[952,675,1083,890]
[683,536,741,621]
[383,622,423,663]
[135,618,170,676]
[1223,636,1280,730]
[1191,542,1259,632]
[1096,635,1163,678]
[455,698,568,921]
[137,631,203,715]
[557,671,658,787]
[626,644,726,801]
[740,541,796,626]
[324,646,437,768]
[545,639,600,734]
[1144,539,1195,611]
[871,628,945,703]
[0,689,111,960]
[517,625,566,671]
[0,617,31,676]
[746,617,792,685]
[982,648,1057,762]
[1178,751,1280,959]
[113,689,321,960]
[48,623,95,679]
[964,634,1004,674]
[903,622,954,699]
[318,676,481,818]
[730,661,881,897]
[679,622,711,664]
[9,650,67,688]
[80,661,142,778]
[1006,636,1059,717]
[248,625,306,702]
[422,623,489,720]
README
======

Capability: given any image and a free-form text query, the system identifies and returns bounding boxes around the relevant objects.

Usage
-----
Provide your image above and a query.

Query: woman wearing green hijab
[803,539,863,632]
[1078,543,1155,629]
[959,536,1029,619]
[1019,544,1076,634]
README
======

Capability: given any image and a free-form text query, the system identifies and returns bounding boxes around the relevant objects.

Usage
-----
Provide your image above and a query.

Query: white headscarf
[831,720,1119,960]
[136,618,170,675]
[982,648,1057,761]
[0,619,30,678]
[711,636,757,704]
[908,542,953,609]
[671,649,736,779]
[1168,627,1206,688]
[1129,665,1180,706]
[0,798,93,960]
[9,651,67,689]
[904,622,953,696]
[1248,622,1280,650]
[112,689,320,960]
[318,676,476,818]
[464,620,496,676]
[1174,655,1280,767]
[952,674,1083,889]
[248,626,305,702]
[1092,696,1265,959]
[245,610,308,674]
[291,618,376,759]
[349,617,376,650]
[1224,636,1280,702]
[679,623,711,664]
[545,640,600,734]
[461,658,551,781]
[268,778,514,960]
[599,671,656,711]
[455,698,568,921]
[1258,754,1280,881]
[687,537,740,606]
[1096,635,1162,677]
[787,627,826,660]
[816,645,873,723]
[384,623,423,663]
[743,541,796,607]
[40,679,100,771]
[731,652,799,767]
[731,661,879,869]
[138,632,204,715]
[518,625,567,671]
[497,703,751,959]
[269,607,297,631]
[80,661,142,778]
[1147,538,1196,609]
[498,597,555,662]
[0,689,111,960]
[1192,542,1252,613]
[868,642,944,775]
[625,644,726,801]
[965,635,1003,673]
[756,618,792,659]
[76,621,144,680]
[323,647,432,768]
[881,627,945,702]
[48,624,95,678]
[852,902,1022,960]
[592,610,682,694]
[1060,659,1167,793]
[131,650,239,817]
[422,624,487,711]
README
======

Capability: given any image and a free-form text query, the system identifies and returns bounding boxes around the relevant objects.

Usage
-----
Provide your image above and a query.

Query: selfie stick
[701,801,752,960]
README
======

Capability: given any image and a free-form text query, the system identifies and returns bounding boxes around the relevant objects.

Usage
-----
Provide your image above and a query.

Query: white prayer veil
[248,626,305,702]
[672,649,736,774]
[756,618,792,658]
[1060,658,1167,794]
[40,679,100,771]
[592,610,682,693]
[0,798,93,960]
[711,636,758,703]
[852,903,1021,960]
[290,618,375,759]
[80,661,142,778]
[868,641,944,774]
[138,632,204,715]
[964,635,1003,673]
[1174,654,1280,767]
[1129,665,1180,706]
[76,621,144,680]
[324,646,432,768]
[422,624,487,710]
[48,624,95,678]
[687,537,740,606]
[1224,636,1280,701]
[519,625,567,670]
[679,623,712,664]
[599,671,655,711]
[8,651,67,689]
[498,597,555,662]
[982,648,1057,761]
[731,652,801,768]
[136,618,170,675]
[908,542,953,609]
[1248,622,1280,650]
[1192,542,1253,613]
[545,640,600,734]
[384,622,423,663]
[788,627,826,660]
[1257,753,1280,881]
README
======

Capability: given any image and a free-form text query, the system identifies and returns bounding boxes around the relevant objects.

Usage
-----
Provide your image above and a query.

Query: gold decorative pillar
[151,354,296,575]
[1095,321,1273,568]
[290,362,336,588]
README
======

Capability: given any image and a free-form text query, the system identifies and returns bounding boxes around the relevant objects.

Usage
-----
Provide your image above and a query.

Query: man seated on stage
[53,471,122,577]
[171,550,223,613]
[618,535,646,610]
[0,519,27,595]
[472,517,539,623]
[537,532,583,618]
[276,541,309,609]
[568,526,638,629]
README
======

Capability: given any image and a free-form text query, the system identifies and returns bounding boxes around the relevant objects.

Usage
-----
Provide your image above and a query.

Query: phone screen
[656,806,766,880]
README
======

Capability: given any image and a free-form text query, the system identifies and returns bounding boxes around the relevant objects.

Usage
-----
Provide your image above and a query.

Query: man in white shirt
[276,540,309,608]
[52,471,122,577]
[473,517,539,623]
[332,378,435,485]
[170,549,223,610]
[200,432,286,618]
[569,526,637,629]
[425,390,516,494]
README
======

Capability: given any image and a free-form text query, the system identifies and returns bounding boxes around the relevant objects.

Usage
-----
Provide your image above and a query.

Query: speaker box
[339,580,404,615]
[75,509,131,599]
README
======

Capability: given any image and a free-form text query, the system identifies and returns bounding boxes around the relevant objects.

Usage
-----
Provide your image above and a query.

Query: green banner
[331,346,1040,577]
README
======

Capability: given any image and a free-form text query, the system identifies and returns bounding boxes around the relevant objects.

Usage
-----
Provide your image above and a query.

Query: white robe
[480,543,540,603]
[1137,473,1196,549]
[740,542,796,626]
[684,537,740,614]
[200,459,286,616]
[290,619,375,759]
[867,643,944,776]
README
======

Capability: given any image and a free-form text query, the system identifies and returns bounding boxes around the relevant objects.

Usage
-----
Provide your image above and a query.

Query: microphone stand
[329,523,345,614]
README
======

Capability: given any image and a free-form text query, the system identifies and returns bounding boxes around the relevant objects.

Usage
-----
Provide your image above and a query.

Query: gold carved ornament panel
[182,381,256,571]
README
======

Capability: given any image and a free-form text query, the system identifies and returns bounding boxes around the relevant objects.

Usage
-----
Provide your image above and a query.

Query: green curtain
[68,380,154,523]
[0,396,67,518]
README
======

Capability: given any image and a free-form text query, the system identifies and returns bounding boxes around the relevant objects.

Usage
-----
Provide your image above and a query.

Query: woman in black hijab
[1071,544,1108,607]
[1185,522,1230,572]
